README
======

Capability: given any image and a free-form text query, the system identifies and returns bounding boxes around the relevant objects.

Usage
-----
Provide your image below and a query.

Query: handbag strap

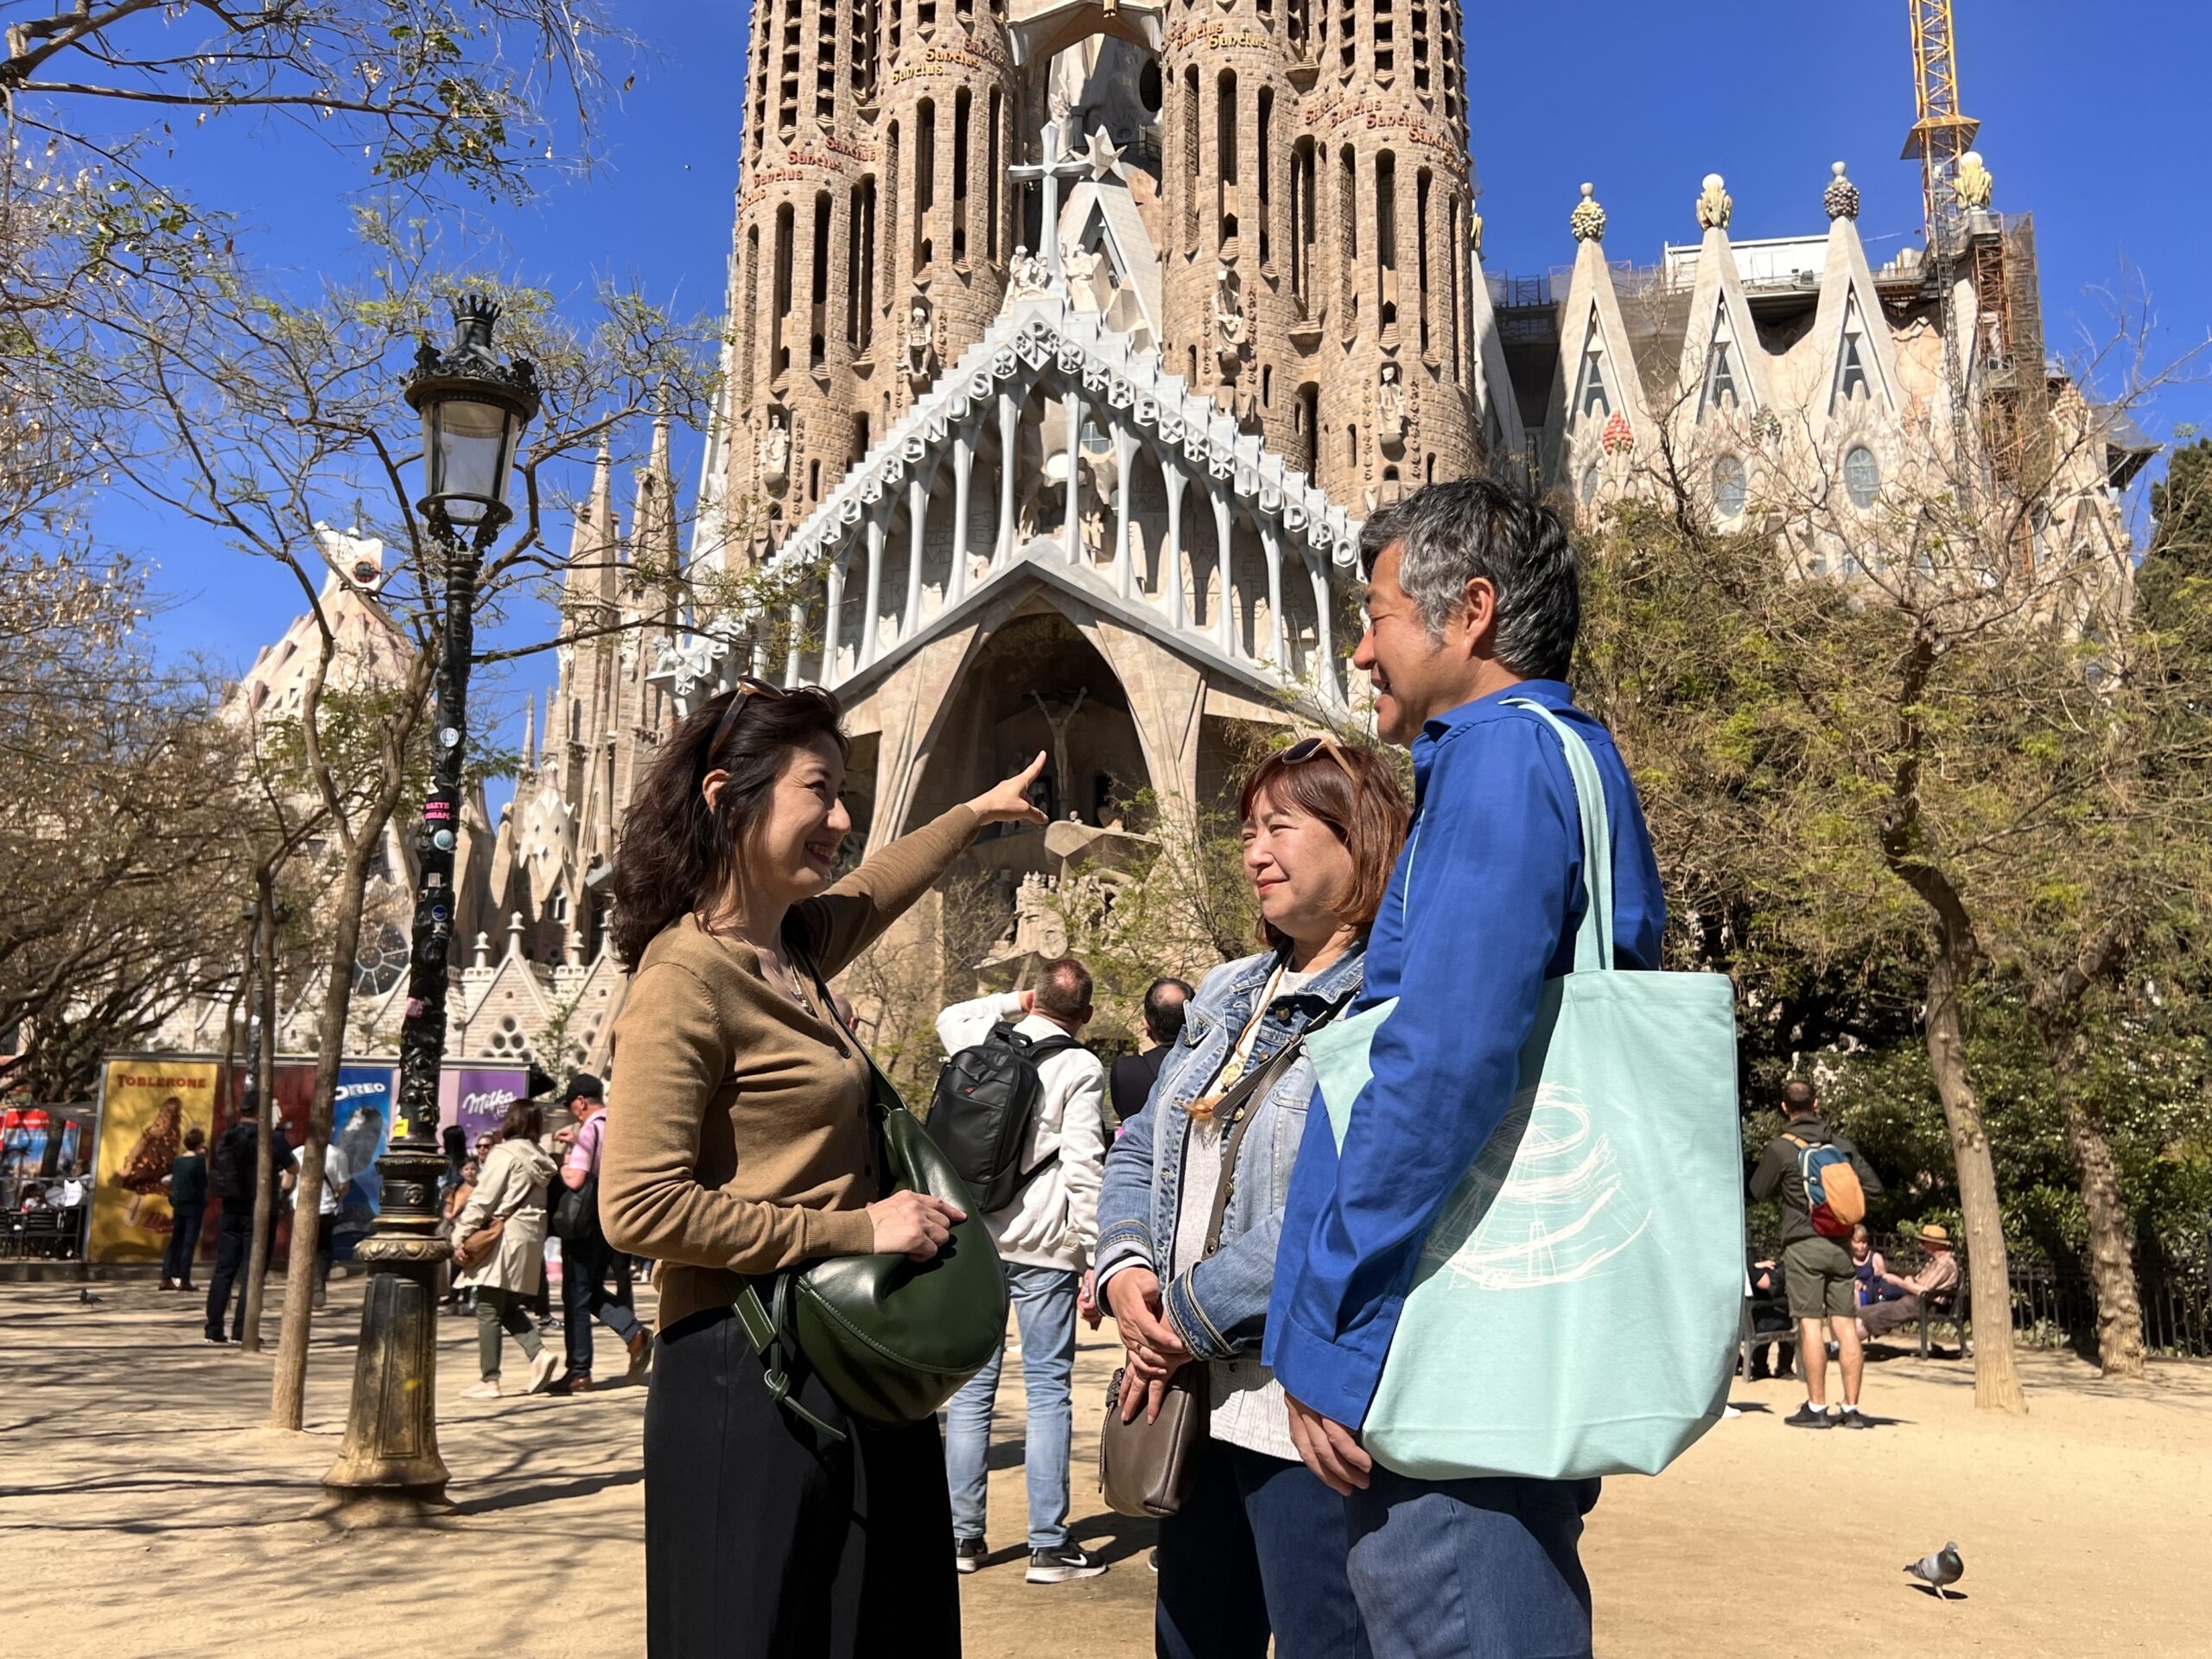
[728,933,890,1446]
[1200,988,1357,1256]
[733,1274,847,1442]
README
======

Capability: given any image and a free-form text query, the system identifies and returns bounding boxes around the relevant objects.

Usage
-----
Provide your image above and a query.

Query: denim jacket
[1095,939,1367,1362]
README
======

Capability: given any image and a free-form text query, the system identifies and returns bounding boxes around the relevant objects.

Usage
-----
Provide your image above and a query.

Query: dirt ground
[3,1274,2207,1657]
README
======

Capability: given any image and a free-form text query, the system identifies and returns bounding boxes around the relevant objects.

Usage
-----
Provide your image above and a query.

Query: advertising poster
[330,1065,397,1249]
[88,1058,220,1263]
[3,1107,54,1180]
[439,1066,530,1148]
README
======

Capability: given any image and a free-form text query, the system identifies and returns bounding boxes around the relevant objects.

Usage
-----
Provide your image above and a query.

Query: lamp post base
[322,1236,451,1504]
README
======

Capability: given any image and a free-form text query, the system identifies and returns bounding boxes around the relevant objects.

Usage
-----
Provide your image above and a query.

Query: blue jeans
[1158,1435,1371,1659]
[1345,1468,1599,1659]
[563,1233,643,1376]
[944,1262,1078,1552]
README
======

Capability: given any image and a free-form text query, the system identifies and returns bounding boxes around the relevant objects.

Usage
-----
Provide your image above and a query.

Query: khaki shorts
[1783,1235,1857,1321]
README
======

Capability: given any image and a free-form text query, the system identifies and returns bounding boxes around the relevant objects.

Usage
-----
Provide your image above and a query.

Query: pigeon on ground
[1904,1542,1965,1599]
[77,1287,102,1306]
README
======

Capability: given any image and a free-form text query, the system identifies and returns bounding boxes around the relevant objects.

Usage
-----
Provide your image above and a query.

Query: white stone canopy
[656,292,1368,719]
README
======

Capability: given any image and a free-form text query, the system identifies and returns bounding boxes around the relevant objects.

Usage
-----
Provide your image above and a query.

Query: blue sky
[121,0,2209,733]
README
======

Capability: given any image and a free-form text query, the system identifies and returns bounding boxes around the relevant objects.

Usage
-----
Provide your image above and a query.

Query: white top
[319,1142,350,1217]
[933,992,1109,1272]
[1169,963,1313,1462]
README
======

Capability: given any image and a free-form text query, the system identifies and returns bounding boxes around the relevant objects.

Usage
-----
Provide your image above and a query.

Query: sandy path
[2,1278,2205,1656]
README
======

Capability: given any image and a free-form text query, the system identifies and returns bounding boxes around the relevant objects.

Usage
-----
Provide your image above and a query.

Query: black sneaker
[1027,1544,1107,1584]
[954,1536,986,1575]
[1838,1407,1873,1429]
[1783,1403,1834,1429]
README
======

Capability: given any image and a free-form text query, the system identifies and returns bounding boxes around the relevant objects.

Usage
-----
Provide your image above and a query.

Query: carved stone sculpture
[1823,161,1862,222]
[1007,245,1053,302]
[1953,149,1994,212]
[1376,359,1408,452]
[905,296,938,395]
[1570,181,1607,244]
[758,407,791,493]
[1213,267,1247,373]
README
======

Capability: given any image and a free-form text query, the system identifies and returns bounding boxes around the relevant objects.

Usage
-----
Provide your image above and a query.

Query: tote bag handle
[1503,699,1614,975]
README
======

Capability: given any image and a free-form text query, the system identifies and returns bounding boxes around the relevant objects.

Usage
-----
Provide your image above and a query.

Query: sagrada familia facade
[177,0,2151,1071]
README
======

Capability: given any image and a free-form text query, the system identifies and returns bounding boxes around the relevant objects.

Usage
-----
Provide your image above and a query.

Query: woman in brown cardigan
[601,677,1045,1657]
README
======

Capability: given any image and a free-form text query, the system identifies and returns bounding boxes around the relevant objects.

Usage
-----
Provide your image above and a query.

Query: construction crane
[1900,0,1981,512]
[1900,0,2047,557]
[1899,0,1980,242]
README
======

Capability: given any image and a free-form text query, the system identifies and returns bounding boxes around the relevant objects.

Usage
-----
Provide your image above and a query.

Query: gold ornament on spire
[1694,174,1732,232]
[1570,182,1606,244]
[1953,149,1994,211]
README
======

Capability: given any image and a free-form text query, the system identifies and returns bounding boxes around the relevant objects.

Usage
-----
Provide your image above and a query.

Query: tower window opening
[1183,66,1201,241]
[1374,0,1395,79]
[1256,88,1273,268]
[952,89,971,263]
[882,123,900,298]
[1291,137,1316,304]
[1338,145,1357,325]
[987,88,1002,259]
[741,226,760,398]
[914,99,936,270]
[810,458,822,501]
[1411,0,1430,94]
[1217,70,1238,250]
[772,202,796,380]
[1414,168,1432,354]
[810,191,831,368]
[1376,151,1397,333]
[815,0,836,121]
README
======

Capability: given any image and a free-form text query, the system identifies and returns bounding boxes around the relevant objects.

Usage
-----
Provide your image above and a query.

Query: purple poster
[439,1066,529,1149]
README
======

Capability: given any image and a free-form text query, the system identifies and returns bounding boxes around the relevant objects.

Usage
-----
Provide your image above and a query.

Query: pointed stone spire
[543,687,556,762]
[505,910,526,959]
[520,692,536,773]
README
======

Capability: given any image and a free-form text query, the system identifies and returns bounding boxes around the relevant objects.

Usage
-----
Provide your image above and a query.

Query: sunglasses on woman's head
[1279,733,1354,776]
[704,675,788,769]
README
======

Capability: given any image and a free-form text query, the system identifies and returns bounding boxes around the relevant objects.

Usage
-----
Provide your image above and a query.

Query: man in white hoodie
[937,957,1110,1585]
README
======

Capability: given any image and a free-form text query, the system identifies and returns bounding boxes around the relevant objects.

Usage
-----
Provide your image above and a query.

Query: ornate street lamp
[324,296,538,1510]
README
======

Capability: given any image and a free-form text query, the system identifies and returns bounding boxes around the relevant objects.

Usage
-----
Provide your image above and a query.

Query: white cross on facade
[1007,118,1097,282]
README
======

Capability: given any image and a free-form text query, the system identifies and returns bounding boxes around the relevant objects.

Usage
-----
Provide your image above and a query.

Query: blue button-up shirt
[1261,679,1667,1427]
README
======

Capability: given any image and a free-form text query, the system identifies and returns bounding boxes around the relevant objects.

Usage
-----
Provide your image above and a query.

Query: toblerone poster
[90,1058,221,1264]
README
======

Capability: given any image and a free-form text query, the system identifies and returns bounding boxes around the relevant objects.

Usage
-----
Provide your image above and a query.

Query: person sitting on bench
[1858,1223,1961,1341]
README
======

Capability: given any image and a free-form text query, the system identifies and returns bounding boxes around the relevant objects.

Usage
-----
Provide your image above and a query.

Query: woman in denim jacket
[1096,738,1408,1659]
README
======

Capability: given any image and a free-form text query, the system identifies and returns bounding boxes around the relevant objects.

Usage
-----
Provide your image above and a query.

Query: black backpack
[926,1022,1083,1216]
[210,1122,257,1204]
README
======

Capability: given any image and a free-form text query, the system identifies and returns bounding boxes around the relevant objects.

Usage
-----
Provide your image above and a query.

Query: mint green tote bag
[1305,701,1742,1482]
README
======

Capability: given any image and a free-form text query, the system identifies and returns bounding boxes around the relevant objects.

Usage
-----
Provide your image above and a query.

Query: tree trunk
[1923,951,2028,1413]
[270,834,382,1430]
[2041,1027,2148,1379]
[241,874,280,1355]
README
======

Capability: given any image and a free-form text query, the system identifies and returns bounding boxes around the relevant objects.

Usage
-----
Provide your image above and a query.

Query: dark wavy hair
[609,683,849,970]
[1237,741,1410,945]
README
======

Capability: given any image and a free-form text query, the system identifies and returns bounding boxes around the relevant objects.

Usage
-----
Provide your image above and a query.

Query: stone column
[1113,428,1137,600]
[1165,465,1185,628]
[904,476,927,645]
[1062,392,1085,564]
[1262,519,1287,668]
[1308,549,1338,704]
[862,512,887,666]
[1214,495,1236,657]
[996,389,1019,565]
[951,430,975,603]
[822,544,847,679]
[785,597,805,685]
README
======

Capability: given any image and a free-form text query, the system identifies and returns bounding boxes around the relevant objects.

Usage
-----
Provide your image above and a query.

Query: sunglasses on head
[1279,733,1354,777]
[702,675,788,771]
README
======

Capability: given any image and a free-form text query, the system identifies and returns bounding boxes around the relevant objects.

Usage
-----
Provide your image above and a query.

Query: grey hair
[1357,477,1581,681]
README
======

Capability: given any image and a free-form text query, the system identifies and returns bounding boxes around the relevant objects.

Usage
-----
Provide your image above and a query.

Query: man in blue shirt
[1263,478,1665,1658]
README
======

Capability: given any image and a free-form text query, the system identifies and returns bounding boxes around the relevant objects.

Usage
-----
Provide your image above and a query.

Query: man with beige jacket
[935,957,1110,1585]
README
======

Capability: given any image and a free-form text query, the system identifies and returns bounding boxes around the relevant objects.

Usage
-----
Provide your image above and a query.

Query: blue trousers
[944,1262,1078,1551]
[1157,1433,1372,1659]
[1345,1468,1599,1659]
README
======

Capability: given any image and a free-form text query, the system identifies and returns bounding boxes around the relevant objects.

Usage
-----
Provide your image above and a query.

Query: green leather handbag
[734,956,1010,1438]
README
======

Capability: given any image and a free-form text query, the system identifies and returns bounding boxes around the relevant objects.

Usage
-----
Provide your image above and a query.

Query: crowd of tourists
[145,473,1946,1657]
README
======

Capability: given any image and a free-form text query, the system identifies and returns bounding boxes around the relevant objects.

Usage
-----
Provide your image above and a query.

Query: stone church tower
[714,0,1492,564]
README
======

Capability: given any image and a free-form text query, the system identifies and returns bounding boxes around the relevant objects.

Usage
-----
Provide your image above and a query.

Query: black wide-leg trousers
[644,1305,963,1659]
